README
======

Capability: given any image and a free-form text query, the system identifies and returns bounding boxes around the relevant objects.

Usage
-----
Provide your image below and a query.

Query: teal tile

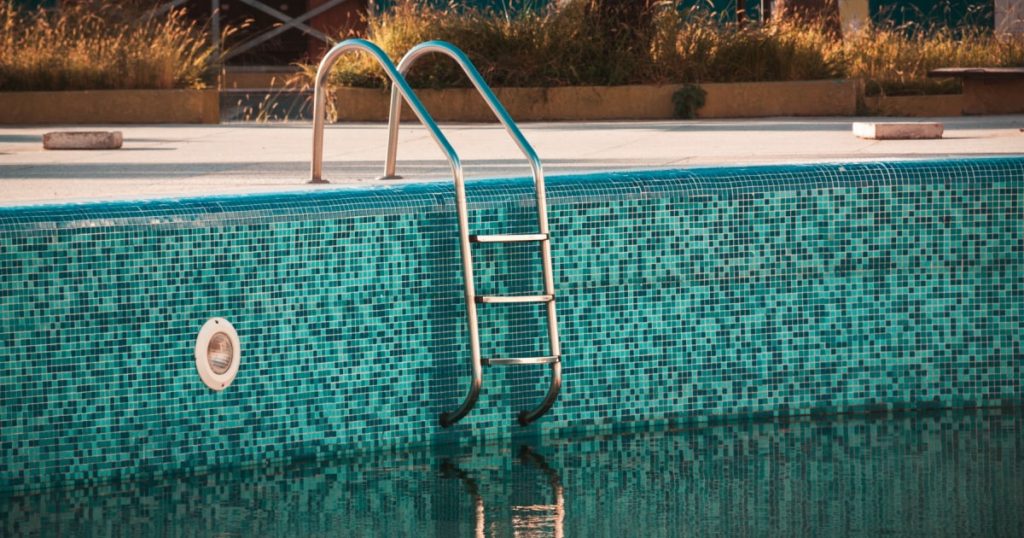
[0,157,1022,492]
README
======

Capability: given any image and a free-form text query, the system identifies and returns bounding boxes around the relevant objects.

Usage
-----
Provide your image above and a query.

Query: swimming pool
[1,158,1021,502]
[3,409,1022,536]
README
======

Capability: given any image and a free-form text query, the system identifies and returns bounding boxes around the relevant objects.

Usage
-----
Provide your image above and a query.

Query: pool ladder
[310,39,562,427]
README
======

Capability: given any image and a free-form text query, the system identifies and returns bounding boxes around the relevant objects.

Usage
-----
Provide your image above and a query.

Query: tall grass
[313,0,664,89]
[842,26,1024,95]
[0,0,216,91]
[304,0,1023,95]
[653,8,843,83]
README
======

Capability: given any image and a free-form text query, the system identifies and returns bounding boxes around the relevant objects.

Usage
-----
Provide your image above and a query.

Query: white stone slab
[853,122,944,140]
[43,131,123,150]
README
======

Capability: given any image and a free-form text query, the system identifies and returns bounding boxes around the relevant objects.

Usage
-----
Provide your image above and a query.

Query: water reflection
[441,446,566,538]
[439,459,486,538]
[3,409,1023,537]
[514,446,564,538]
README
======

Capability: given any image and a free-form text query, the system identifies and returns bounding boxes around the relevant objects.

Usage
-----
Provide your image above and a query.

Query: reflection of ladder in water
[309,39,562,427]
[441,447,565,537]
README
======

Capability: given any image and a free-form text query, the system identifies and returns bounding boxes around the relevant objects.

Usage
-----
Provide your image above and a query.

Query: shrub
[664,11,842,83]
[0,0,216,91]
[299,0,1023,97]
[310,0,661,90]
[671,84,705,118]
[302,1,843,89]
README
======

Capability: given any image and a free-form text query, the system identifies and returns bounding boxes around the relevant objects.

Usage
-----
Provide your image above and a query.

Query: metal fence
[147,0,355,63]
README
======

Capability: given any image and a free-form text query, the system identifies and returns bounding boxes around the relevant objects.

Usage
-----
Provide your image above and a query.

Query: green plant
[671,84,706,118]
[0,0,217,91]
[662,9,842,84]
[293,0,1024,97]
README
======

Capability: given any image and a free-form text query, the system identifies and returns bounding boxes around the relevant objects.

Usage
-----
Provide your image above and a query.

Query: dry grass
[841,25,1024,95]
[309,0,661,90]
[300,0,1023,95]
[654,8,842,83]
[0,0,216,91]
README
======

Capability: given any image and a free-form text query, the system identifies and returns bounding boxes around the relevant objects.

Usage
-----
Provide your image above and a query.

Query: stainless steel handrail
[382,41,543,181]
[386,41,562,427]
[312,38,458,183]
[310,38,483,428]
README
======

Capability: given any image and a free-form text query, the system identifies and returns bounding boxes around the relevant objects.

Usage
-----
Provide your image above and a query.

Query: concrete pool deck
[1,115,1022,206]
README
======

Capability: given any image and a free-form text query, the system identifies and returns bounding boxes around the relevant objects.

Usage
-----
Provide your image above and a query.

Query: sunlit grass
[841,25,1024,95]
[300,0,1023,95]
[8,0,1017,96]
[0,0,216,91]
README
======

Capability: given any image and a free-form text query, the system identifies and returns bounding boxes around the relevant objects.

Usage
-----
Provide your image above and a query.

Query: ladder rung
[470,233,548,243]
[484,356,560,366]
[475,294,553,304]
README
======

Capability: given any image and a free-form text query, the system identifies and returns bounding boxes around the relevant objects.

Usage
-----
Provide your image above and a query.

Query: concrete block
[963,79,1024,115]
[43,131,123,150]
[853,122,943,140]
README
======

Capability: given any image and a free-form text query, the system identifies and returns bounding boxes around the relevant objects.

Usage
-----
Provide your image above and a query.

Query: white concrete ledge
[43,131,123,150]
[1,116,1021,206]
[853,122,944,140]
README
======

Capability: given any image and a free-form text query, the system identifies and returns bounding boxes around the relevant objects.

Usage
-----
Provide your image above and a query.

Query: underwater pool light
[195,318,241,391]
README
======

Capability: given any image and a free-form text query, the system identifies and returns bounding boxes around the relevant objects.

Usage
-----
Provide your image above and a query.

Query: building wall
[996,0,1024,32]
[869,0,994,28]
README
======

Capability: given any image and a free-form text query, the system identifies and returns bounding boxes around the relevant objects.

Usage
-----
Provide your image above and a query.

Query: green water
[3,409,1023,537]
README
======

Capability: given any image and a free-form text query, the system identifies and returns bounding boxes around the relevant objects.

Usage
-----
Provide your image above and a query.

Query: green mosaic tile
[0,158,1022,493]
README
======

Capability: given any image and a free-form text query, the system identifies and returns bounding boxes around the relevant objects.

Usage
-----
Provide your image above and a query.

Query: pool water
[4,408,1022,537]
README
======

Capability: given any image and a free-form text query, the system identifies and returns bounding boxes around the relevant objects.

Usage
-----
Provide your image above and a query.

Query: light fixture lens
[207,332,234,374]
[195,318,240,391]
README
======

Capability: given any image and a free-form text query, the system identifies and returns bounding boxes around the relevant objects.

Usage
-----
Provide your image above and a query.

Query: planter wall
[863,82,1024,117]
[334,79,860,122]
[863,94,965,117]
[962,78,1024,115]
[0,89,219,125]
[698,79,858,118]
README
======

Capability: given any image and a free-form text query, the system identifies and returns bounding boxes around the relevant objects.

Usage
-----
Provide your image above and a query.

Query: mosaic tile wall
[1,158,1022,493]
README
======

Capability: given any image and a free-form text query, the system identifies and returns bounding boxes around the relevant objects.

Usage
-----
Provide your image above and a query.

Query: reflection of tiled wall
[4,411,1022,536]
[1,158,1022,493]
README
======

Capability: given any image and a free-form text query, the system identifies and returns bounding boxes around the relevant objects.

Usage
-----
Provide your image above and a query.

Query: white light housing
[195,318,241,391]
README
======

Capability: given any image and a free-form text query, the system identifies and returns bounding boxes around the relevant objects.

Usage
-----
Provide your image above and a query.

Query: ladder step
[470,233,548,243]
[484,356,560,366]
[475,294,553,304]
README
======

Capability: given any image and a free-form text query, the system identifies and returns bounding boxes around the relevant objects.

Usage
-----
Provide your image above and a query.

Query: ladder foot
[439,412,455,428]
[517,362,561,427]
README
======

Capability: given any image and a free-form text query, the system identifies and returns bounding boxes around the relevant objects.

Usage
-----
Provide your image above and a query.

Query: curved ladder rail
[310,39,483,428]
[384,41,562,427]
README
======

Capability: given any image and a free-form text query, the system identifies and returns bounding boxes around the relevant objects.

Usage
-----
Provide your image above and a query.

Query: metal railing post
[211,0,221,58]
